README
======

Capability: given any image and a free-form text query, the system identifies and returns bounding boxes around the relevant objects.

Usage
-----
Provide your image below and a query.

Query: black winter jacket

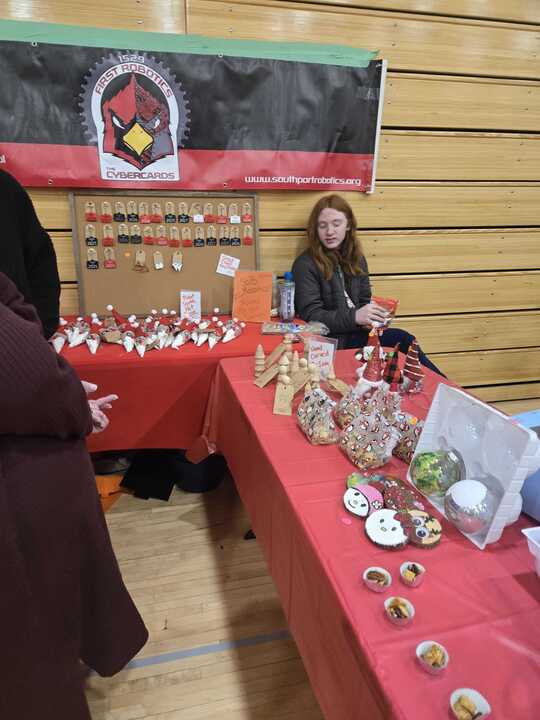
[0,170,60,338]
[292,249,372,348]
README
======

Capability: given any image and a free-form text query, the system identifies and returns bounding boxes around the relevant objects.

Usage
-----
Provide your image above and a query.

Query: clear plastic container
[279,271,295,321]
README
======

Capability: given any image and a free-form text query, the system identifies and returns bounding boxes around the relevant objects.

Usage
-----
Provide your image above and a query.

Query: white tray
[406,384,540,549]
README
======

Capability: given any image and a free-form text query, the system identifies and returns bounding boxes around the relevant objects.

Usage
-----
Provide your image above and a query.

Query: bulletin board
[70,191,259,316]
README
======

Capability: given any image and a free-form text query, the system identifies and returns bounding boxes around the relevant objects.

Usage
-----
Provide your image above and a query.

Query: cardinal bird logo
[80,53,190,181]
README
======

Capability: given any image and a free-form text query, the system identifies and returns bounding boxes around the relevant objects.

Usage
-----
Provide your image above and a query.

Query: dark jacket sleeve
[0,272,91,439]
[292,252,358,334]
[15,180,60,338]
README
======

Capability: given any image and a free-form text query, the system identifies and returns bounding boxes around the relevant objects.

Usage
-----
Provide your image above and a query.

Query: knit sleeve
[0,273,91,439]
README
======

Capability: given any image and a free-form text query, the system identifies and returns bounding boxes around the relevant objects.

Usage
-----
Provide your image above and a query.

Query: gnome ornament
[400,339,423,394]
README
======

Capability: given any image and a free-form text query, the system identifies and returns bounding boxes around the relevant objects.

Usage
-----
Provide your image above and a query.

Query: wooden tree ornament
[273,355,294,415]
[326,363,351,396]
[254,344,266,378]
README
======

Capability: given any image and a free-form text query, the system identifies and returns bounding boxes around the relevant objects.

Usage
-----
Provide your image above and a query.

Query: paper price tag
[180,290,201,321]
[306,335,338,379]
[216,253,240,277]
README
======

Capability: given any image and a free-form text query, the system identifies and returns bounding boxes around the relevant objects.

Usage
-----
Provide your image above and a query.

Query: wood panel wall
[2,0,539,414]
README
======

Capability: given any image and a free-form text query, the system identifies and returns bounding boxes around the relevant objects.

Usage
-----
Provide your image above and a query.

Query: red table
[207,350,540,720]
[62,322,284,452]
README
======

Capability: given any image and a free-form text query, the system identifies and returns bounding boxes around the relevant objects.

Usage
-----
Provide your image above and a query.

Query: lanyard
[336,265,355,309]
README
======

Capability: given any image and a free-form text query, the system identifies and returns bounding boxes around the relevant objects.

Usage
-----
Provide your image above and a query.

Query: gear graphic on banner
[79,52,190,182]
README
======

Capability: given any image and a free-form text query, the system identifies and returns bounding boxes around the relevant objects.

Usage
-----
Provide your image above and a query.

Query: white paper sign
[306,334,338,379]
[229,215,241,224]
[193,213,205,223]
[216,253,240,277]
[180,290,201,321]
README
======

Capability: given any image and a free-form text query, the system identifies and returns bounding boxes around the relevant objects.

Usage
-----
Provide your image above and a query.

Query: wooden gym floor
[88,475,323,720]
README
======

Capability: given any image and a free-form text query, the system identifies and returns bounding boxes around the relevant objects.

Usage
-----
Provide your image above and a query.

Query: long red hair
[306,195,365,280]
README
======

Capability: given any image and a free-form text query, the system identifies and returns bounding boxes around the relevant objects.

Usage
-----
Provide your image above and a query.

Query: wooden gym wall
[2,0,539,414]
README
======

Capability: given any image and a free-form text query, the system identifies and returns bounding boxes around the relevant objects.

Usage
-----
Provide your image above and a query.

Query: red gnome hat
[105,304,128,328]
[403,339,423,382]
[383,343,402,391]
[367,328,380,349]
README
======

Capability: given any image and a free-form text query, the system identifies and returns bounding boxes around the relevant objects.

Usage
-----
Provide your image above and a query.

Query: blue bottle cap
[284,271,294,281]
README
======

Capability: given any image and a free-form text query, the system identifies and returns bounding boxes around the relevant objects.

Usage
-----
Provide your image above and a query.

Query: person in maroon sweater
[0,272,148,719]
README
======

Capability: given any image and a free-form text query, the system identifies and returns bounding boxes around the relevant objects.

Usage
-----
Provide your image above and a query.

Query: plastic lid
[447,479,486,507]
[284,271,294,281]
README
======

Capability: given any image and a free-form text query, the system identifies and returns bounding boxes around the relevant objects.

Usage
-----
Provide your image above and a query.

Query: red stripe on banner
[0,143,374,192]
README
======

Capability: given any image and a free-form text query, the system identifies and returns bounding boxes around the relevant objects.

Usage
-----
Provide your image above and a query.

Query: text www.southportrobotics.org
[244,175,362,186]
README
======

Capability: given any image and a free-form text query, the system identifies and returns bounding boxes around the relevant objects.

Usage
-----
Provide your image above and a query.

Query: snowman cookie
[343,484,384,518]
[365,509,409,549]
[398,509,442,549]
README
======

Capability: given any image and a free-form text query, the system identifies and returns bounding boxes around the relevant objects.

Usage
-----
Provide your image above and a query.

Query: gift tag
[230,227,241,246]
[190,202,204,223]
[172,250,183,272]
[178,201,190,223]
[130,224,142,244]
[164,201,176,223]
[117,223,130,244]
[102,224,115,246]
[194,226,205,247]
[229,202,241,224]
[243,224,254,246]
[127,200,139,222]
[156,225,168,245]
[100,201,112,223]
[143,226,155,245]
[84,201,97,222]
[85,223,98,247]
[217,202,228,224]
[206,225,217,246]
[113,201,126,222]
[204,202,216,223]
[150,202,163,223]
[241,202,253,223]
[139,201,151,224]
[103,247,117,269]
[134,249,149,272]
[219,225,231,246]
[86,247,99,270]
[153,250,164,270]
[182,227,193,247]
[169,226,180,248]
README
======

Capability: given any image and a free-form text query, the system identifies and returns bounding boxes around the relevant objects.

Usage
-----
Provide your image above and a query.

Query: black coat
[292,249,371,347]
[0,169,60,338]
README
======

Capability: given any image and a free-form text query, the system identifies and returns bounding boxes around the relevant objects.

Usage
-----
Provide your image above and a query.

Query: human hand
[355,302,389,328]
[81,380,119,433]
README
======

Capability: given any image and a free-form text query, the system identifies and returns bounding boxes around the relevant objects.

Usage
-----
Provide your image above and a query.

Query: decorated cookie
[365,509,408,549]
[367,474,403,491]
[398,509,442,548]
[382,484,425,512]
[343,484,384,518]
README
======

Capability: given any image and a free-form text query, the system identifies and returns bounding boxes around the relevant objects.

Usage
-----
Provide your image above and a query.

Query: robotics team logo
[80,53,190,181]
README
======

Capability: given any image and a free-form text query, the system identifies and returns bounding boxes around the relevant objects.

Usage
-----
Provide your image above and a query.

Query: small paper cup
[400,561,425,588]
[450,688,491,719]
[362,566,391,593]
[416,640,449,675]
[384,596,415,626]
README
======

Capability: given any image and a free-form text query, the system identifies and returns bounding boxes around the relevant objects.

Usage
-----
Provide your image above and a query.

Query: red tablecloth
[62,322,284,452]
[209,350,540,720]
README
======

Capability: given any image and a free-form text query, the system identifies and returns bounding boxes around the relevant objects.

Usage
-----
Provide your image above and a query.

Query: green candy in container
[409,449,465,498]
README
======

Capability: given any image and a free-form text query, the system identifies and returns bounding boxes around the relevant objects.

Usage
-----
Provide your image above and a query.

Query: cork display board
[70,191,258,316]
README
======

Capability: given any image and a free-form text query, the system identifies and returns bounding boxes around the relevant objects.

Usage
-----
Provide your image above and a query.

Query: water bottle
[279,271,295,321]
[271,273,280,316]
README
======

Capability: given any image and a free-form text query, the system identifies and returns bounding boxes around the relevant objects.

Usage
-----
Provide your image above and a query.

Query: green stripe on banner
[0,18,377,67]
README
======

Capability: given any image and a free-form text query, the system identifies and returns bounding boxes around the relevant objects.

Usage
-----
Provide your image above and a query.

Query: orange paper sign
[232,270,273,323]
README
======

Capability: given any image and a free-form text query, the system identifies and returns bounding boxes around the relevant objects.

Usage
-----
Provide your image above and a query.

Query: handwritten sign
[232,270,273,323]
[305,334,338,379]
[180,290,201,321]
[216,253,240,277]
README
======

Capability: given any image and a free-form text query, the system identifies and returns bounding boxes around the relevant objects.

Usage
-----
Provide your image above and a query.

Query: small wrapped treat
[86,332,101,355]
[335,386,364,429]
[297,388,339,445]
[392,413,424,463]
[340,410,399,471]
[50,331,67,354]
